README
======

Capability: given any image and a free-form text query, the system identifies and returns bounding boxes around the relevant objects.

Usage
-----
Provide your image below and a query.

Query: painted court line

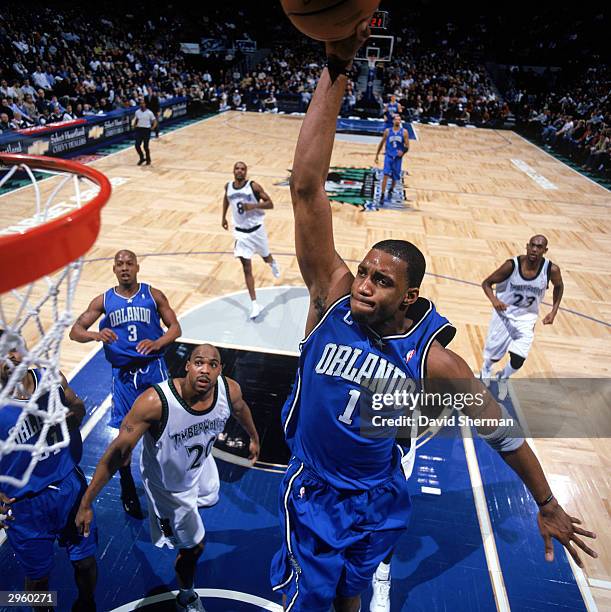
[108,588,282,612]
[511,158,558,190]
[461,429,511,612]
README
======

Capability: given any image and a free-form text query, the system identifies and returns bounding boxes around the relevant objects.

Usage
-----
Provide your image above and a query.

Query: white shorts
[483,310,536,361]
[234,225,270,259]
[143,454,220,549]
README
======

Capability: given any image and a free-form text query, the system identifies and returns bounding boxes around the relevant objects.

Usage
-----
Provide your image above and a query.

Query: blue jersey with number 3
[0,369,82,498]
[281,295,454,490]
[100,283,165,368]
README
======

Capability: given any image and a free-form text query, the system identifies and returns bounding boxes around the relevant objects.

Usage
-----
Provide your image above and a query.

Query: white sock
[251,300,258,307]
[376,561,391,581]
[500,363,518,379]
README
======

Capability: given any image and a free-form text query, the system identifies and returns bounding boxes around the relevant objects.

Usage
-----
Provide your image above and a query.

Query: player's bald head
[529,235,548,247]
[114,249,138,263]
[189,343,221,363]
[234,161,247,171]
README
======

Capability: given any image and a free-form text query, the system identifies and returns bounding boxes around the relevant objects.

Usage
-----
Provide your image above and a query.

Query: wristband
[536,493,554,508]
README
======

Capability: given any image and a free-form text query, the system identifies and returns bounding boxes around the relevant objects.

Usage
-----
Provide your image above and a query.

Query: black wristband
[327,56,352,82]
[536,493,554,507]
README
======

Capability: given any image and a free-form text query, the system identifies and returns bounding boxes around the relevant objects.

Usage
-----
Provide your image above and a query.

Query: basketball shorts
[234,225,270,260]
[142,454,219,549]
[7,468,98,579]
[110,356,168,428]
[483,310,536,361]
[270,459,411,611]
[383,155,403,181]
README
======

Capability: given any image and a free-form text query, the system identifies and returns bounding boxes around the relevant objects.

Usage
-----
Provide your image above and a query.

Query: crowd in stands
[0,1,608,179]
[505,64,609,176]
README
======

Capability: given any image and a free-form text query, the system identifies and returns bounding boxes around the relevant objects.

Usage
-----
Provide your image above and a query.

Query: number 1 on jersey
[338,389,361,425]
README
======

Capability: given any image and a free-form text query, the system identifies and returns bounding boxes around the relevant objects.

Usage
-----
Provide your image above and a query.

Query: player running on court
[270,22,596,612]
[69,249,181,518]
[222,161,280,319]
[76,344,260,612]
[480,235,564,399]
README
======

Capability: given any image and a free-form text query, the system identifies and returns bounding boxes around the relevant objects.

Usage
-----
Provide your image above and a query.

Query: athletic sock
[177,588,197,604]
[375,561,391,581]
[500,363,518,379]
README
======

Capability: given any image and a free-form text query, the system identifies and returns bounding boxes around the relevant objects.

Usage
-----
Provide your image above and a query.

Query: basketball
[279,0,380,42]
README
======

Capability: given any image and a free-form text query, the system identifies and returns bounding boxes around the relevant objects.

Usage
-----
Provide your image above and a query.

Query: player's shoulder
[223,375,242,400]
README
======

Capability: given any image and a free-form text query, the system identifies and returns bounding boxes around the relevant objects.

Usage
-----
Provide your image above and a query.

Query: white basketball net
[0,161,93,489]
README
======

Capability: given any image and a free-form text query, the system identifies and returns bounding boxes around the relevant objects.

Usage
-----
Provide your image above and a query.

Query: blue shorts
[383,155,403,181]
[6,468,98,579]
[270,459,411,611]
[110,356,168,428]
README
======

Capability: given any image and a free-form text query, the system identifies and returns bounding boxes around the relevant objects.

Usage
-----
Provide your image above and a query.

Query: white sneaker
[270,261,280,278]
[496,373,509,401]
[176,592,205,612]
[480,368,492,387]
[370,574,391,612]
[249,302,262,319]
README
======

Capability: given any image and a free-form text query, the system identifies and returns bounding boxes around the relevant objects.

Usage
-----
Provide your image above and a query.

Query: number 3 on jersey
[127,324,138,341]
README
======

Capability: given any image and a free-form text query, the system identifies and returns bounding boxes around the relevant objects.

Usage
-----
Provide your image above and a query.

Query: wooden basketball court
[3,111,610,608]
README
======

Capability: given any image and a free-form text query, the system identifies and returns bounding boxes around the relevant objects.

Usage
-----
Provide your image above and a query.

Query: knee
[240,259,252,274]
[177,541,205,563]
[509,352,525,369]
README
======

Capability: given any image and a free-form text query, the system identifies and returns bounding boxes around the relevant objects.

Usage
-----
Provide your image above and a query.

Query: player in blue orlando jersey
[383,94,402,129]
[375,113,409,205]
[270,22,596,612]
[0,332,98,612]
[69,249,181,518]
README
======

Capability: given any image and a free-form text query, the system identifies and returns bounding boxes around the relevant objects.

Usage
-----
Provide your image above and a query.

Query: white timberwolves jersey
[226,180,265,229]
[141,377,231,492]
[496,256,551,323]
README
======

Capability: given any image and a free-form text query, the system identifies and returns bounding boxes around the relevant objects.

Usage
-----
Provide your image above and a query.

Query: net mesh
[0,160,97,488]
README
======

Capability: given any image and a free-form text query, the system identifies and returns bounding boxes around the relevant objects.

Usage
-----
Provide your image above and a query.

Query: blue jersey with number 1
[281,295,454,491]
[100,283,164,368]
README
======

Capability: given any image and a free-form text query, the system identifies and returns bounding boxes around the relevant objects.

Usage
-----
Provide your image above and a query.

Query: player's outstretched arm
[427,344,597,568]
[482,260,514,312]
[291,21,370,332]
[75,388,161,536]
[136,288,182,355]
[226,377,260,463]
[69,294,117,344]
[542,264,564,325]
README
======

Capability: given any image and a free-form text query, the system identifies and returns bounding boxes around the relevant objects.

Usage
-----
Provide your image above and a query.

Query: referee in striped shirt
[134,99,158,165]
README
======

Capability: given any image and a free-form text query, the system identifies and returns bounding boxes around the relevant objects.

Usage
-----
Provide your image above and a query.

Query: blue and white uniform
[270,295,454,611]
[0,370,97,579]
[384,100,400,128]
[383,126,408,181]
[99,283,168,428]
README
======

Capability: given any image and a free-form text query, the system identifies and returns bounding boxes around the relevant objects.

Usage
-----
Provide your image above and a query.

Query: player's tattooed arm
[76,388,161,536]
